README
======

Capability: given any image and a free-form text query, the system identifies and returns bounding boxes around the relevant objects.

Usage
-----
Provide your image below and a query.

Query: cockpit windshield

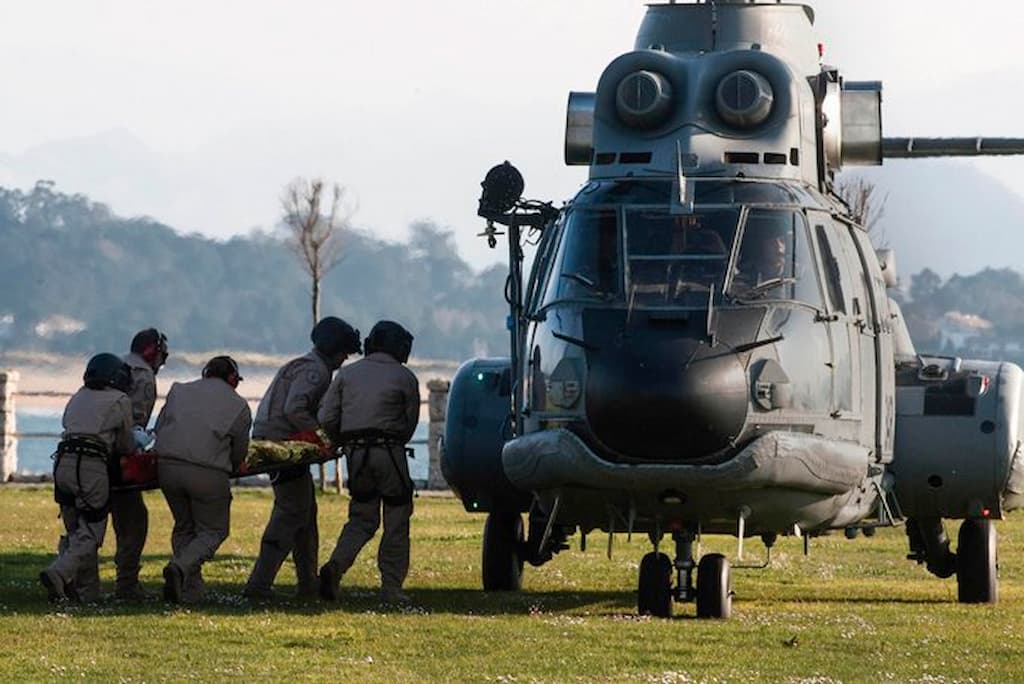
[536,182,820,311]
[625,209,740,308]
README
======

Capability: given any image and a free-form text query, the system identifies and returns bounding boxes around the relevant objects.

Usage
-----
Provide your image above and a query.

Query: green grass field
[2,486,1023,682]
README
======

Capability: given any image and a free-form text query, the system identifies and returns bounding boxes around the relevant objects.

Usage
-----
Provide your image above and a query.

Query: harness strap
[339,430,415,504]
[54,437,112,520]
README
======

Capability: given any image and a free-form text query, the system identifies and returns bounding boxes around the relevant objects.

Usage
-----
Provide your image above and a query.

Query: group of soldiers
[39,317,421,606]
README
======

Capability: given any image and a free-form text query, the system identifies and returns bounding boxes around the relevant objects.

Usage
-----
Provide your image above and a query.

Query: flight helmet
[364,321,414,363]
[84,353,133,394]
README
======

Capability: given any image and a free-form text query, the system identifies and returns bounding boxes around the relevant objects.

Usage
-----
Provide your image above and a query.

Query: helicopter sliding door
[848,226,896,463]
[808,214,860,443]
[829,222,877,451]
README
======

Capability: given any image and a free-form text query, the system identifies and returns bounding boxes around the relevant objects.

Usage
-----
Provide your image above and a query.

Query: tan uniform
[154,377,251,602]
[245,351,332,596]
[318,352,420,595]
[108,351,157,594]
[47,387,135,601]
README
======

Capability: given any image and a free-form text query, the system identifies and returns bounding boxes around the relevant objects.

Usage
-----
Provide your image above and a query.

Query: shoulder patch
[306,368,324,386]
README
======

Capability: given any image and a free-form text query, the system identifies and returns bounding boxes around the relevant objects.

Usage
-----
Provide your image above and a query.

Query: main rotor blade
[883,137,1024,159]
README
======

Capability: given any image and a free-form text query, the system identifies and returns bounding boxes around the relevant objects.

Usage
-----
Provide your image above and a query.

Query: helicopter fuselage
[441,0,1024,615]
[507,177,893,537]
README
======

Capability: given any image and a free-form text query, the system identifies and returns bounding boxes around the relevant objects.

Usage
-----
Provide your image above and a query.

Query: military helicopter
[441,0,1024,619]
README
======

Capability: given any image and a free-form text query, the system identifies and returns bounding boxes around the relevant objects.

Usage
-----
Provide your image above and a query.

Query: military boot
[115,583,153,602]
[318,562,340,602]
[378,586,411,606]
[39,569,75,603]
[242,585,274,601]
[162,563,184,604]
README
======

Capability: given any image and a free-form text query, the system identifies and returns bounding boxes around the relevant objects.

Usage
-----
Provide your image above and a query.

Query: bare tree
[281,177,352,492]
[836,176,889,247]
[281,178,350,323]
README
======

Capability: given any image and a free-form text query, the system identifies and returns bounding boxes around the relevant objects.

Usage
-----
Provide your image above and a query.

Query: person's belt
[57,436,109,461]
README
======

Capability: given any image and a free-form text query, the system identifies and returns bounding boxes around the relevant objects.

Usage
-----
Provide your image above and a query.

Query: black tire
[482,512,524,591]
[637,552,673,618]
[957,519,998,604]
[696,553,732,619]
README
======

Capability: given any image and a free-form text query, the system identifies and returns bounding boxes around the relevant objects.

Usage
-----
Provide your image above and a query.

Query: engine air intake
[616,70,674,129]
[716,70,774,128]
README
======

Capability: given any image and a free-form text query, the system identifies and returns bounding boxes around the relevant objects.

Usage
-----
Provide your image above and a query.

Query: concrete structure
[426,379,450,490]
[0,371,18,481]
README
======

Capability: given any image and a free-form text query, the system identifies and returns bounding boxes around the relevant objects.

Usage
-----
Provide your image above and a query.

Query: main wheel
[696,553,732,619]
[482,512,524,591]
[957,518,997,604]
[637,552,673,618]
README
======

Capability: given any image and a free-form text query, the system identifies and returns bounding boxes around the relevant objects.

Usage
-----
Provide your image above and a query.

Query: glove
[288,431,332,458]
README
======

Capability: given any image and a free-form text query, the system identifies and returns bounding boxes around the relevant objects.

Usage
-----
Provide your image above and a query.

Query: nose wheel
[637,552,673,617]
[637,529,733,619]
[696,553,733,619]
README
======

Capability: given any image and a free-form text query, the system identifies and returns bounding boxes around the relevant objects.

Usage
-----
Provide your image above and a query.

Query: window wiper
[560,272,599,290]
[732,276,797,299]
[560,272,614,301]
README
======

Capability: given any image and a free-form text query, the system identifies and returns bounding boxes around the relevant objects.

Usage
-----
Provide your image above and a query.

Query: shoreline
[2,352,455,414]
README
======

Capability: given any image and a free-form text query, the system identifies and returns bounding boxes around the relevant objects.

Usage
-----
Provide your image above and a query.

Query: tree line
[0,181,508,361]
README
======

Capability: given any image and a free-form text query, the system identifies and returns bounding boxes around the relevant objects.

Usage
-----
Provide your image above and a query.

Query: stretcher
[111,439,341,492]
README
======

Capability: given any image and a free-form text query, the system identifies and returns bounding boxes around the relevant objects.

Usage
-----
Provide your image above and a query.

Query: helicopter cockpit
[533,179,822,314]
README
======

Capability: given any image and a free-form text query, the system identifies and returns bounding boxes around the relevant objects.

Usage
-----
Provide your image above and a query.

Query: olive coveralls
[107,351,156,595]
[154,377,251,603]
[245,351,333,596]
[318,352,420,595]
[48,387,135,601]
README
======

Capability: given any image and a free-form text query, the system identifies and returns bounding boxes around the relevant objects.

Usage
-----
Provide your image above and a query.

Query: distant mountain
[0,129,180,226]
[848,160,1024,280]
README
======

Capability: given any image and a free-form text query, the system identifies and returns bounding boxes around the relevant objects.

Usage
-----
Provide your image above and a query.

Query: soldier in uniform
[243,317,362,600]
[110,328,168,600]
[40,354,135,603]
[317,321,420,605]
[153,356,251,604]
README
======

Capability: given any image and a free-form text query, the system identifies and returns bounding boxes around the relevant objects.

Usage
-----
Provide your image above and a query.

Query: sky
[1,1,1022,268]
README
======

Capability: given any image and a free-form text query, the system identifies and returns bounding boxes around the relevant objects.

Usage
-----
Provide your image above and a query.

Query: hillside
[0,182,508,360]
[847,160,1024,278]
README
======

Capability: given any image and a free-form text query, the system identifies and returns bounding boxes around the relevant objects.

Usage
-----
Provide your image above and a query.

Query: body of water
[12,409,431,482]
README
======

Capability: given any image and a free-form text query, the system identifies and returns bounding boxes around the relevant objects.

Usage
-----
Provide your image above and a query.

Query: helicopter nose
[584,339,748,461]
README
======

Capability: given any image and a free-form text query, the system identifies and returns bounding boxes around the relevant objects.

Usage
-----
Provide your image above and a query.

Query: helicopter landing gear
[482,511,524,591]
[696,554,733,619]
[956,518,998,604]
[906,518,957,579]
[636,528,733,619]
[637,551,673,617]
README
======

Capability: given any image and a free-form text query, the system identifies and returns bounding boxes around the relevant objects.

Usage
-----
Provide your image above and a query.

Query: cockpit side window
[526,215,564,314]
[728,210,822,307]
[625,209,739,308]
[540,208,620,307]
[814,223,846,314]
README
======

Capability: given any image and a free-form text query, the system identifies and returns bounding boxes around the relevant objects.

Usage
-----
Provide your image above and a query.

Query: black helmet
[202,355,242,387]
[84,353,133,394]
[130,328,169,370]
[365,321,413,363]
[311,317,362,357]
